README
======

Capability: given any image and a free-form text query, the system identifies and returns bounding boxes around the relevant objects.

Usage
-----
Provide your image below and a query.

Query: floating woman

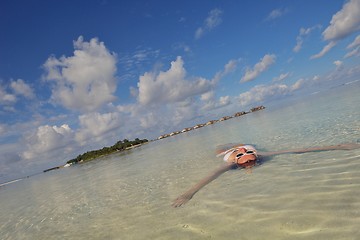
[172,143,360,207]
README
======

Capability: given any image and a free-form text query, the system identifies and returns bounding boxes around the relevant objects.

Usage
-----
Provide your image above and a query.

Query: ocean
[0,81,359,240]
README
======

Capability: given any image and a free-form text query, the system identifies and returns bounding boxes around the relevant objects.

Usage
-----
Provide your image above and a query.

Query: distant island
[43,138,149,172]
[66,138,149,165]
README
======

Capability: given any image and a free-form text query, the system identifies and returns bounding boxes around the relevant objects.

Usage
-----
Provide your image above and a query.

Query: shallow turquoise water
[0,81,359,240]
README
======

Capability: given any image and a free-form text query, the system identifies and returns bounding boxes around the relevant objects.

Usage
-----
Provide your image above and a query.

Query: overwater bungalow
[233,111,247,117]
[193,124,205,129]
[181,127,192,133]
[206,120,218,125]
[219,116,232,121]
[250,105,266,112]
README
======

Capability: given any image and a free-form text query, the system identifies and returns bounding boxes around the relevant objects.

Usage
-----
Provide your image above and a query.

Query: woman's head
[223,145,258,168]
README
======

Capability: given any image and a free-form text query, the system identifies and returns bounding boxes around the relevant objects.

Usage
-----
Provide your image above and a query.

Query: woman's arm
[172,163,237,207]
[258,143,360,157]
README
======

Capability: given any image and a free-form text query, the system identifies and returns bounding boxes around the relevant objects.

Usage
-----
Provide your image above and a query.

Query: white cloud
[312,0,360,59]
[117,100,198,136]
[121,58,237,135]
[111,59,238,137]
[293,25,321,52]
[137,56,212,105]
[238,80,303,106]
[195,8,223,39]
[347,35,360,48]
[21,124,74,160]
[291,78,305,91]
[344,35,360,58]
[42,36,118,112]
[323,0,360,41]
[219,96,230,105]
[313,75,320,81]
[273,72,290,82]
[344,46,360,58]
[212,59,237,84]
[10,79,35,99]
[333,60,343,67]
[75,111,124,145]
[239,84,288,106]
[240,54,276,82]
[202,95,230,111]
[310,41,337,59]
[200,91,215,102]
[1,79,35,110]
[0,86,16,105]
[266,8,288,21]
[200,91,230,111]
[223,59,237,75]
[171,101,199,126]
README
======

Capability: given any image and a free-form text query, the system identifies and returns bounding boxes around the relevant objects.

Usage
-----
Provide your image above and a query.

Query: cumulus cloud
[200,91,230,111]
[238,80,304,106]
[137,56,213,105]
[21,124,75,160]
[117,100,198,136]
[201,95,230,111]
[322,0,360,41]
[240,54,276,82]
[195,8,223,39]
[42,36,118,112]
[0,86,16,105]
[10,79,35,99]
[312,0,360,59]
[75,111,124,145]
[1,79,35,108]
[293,25,321,52]
[121,58,237,135]
[113,58,238,137]
[200,91,215,102]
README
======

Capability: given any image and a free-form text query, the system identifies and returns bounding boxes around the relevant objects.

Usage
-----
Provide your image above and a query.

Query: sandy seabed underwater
[1,81,360,240]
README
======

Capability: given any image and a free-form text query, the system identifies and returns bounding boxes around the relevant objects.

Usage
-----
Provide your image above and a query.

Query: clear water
[1,81,360,240]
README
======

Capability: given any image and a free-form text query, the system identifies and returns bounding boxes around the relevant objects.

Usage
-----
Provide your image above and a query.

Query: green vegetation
[66,138,148,164]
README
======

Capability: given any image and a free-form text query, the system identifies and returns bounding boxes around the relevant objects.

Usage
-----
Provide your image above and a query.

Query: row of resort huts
[157,106,265,140]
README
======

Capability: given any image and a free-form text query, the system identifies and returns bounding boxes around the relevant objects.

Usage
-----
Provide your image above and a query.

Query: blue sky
[1,0,360,181]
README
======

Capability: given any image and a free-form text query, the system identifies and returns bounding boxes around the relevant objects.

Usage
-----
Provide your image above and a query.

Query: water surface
[1,81,359,240]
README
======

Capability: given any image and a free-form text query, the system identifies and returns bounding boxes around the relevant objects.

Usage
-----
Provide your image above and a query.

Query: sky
[1,0,360,182]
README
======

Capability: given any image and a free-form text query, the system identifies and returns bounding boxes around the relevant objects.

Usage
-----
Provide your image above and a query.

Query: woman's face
[230,147,257,168]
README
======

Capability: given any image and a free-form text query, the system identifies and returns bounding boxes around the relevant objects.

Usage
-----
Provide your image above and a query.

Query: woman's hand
[172,193,193,208]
